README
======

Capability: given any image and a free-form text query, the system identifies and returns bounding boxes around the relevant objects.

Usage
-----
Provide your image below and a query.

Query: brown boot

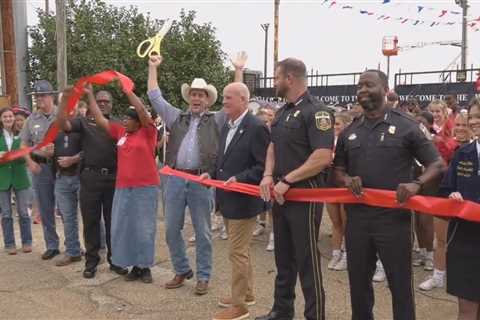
[218,296,256,308]
[195,280,209,295]
[164,270,193,289]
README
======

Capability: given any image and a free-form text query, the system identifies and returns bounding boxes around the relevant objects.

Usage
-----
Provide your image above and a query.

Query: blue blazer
[439,141,480,203]
[212,112,270,220]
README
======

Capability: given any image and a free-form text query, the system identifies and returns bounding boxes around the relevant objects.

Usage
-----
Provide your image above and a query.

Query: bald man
[201,82,270,320]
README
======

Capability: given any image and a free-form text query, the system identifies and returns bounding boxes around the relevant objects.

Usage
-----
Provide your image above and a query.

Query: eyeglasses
[96,99,111,104]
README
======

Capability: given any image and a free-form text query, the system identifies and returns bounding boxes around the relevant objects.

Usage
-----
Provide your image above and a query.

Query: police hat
[27,80,58,96]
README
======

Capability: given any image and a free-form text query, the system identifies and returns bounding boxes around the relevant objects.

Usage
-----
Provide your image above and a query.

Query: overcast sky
[26,0,480,85]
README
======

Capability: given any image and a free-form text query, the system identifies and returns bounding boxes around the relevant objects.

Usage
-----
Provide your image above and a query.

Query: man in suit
[201,82,269,320]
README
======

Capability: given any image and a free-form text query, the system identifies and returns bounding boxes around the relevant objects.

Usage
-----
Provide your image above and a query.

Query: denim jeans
[0,188,32,248]
[32,163,59,250]
[55,174,81,257]
[164,176,212,281]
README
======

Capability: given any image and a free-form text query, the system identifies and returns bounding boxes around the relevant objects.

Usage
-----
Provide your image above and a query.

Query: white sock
[433,269,445,280]
[425,251,434,260]
[332,249,341,257]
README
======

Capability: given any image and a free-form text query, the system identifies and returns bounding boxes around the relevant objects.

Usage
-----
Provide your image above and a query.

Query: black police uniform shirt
[53,130,82,172]
[70,116,117,170]
[334,108,440,192]
[270,91,334,183]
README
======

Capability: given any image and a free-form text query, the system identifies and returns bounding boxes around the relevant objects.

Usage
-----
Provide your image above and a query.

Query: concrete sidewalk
[0,209,456,319]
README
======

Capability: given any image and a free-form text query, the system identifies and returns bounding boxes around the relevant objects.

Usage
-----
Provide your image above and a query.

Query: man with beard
[57,89,128,279]
[257,58,334,320]
[333,70,445,320]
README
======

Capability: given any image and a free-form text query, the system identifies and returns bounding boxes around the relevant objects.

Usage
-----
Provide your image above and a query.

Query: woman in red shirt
[84,84,159,283]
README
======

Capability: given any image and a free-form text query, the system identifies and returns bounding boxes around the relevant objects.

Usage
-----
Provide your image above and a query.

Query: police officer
[258,58,334,320]
[57,88,127,279]
[21,80,60,260]
[333,70,445,320]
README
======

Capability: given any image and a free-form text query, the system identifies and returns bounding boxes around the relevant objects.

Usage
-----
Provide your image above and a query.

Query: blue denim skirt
[111,186,159,268]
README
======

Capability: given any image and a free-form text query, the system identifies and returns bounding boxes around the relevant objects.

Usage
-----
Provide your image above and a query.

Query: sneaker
[328,252,342,270]
[252,224,266,236]
[110,264,128,275]
[266,232,274,252]
[140,268,153,284]
[220,227,228,240]
[424,255,434,271]
[373,265,386,282]
[218,296,256,308]
[125,266,142,281]
[333,252,348,271]
[412,256,425,267]
[213,306,249,320]
[55,254,82,267]
[419,276,444,291]
[189,235,196,243]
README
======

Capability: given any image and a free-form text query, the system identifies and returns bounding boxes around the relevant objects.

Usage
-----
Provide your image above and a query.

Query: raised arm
[147,55,180,128]
[126,91,151,128]
[84,84,110,132]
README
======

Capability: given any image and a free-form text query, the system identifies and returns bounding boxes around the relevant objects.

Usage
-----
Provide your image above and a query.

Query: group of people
[1,51,479,320]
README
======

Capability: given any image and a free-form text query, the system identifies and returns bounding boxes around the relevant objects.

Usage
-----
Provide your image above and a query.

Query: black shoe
[125,267,142,281]
[110,264,128,275]
[140,268,153,284]
[255,311,293,320]
[41,249,60,260]
[83,267,97,279]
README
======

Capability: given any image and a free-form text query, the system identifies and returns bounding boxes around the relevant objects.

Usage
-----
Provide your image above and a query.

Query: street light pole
[456,0,468,70]
[261,23,269,87]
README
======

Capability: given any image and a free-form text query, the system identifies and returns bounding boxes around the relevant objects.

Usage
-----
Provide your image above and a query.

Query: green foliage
[27,0,230,115]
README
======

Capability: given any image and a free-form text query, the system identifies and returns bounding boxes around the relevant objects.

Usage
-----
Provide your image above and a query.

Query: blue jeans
[55,175,81,257]
[165,176,212,281]
[32,163,59,251]
[0,188,32,248]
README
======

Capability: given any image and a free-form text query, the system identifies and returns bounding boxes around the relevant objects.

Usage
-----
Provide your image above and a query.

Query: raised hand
[149,55,163,68]
[230,51,248,70]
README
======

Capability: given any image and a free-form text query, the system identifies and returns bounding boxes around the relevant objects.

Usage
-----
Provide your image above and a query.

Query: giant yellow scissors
[136,19,173,58]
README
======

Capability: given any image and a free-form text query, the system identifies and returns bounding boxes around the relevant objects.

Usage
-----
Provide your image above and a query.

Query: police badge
[315,111,332,131]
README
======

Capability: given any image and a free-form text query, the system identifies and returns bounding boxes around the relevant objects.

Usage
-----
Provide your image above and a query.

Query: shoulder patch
[315,111,332,131]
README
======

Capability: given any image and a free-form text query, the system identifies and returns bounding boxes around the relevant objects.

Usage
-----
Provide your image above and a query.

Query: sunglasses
[96,99,111,104]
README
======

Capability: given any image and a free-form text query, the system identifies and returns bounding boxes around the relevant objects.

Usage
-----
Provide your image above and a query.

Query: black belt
[83,166,116,175]
[176,168,202,175]
[31,154,53,165]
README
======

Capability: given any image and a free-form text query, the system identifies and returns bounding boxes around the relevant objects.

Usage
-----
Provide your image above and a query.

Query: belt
[31,154,53,165]
[57,169,78,177]
[176,168,202,175]
[83,166,116,175]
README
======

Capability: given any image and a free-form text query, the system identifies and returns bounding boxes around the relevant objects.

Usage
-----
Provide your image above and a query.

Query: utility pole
[261,23,269,87]
[456,0,468,70]
[1,0,18,105]
[56,0,67,90]
[273,0,280,69]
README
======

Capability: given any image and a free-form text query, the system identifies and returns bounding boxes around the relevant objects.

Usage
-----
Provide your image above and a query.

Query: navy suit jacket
[212,111,270,219]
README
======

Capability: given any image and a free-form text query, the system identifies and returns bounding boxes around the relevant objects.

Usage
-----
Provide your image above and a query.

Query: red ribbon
[159,166,480,223]
[0,71,134,164]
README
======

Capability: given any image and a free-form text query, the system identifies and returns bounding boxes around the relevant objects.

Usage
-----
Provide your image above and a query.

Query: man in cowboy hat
[20,80,61,260]
[147,52,247,295]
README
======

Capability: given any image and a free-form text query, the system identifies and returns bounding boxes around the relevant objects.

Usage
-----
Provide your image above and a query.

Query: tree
[27,0,231,114]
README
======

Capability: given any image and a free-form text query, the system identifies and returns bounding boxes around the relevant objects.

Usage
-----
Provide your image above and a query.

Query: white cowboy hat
[181,78,218,107]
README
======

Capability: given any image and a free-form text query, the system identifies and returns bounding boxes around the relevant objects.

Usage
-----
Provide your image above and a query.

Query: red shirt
[109,123,159,188]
